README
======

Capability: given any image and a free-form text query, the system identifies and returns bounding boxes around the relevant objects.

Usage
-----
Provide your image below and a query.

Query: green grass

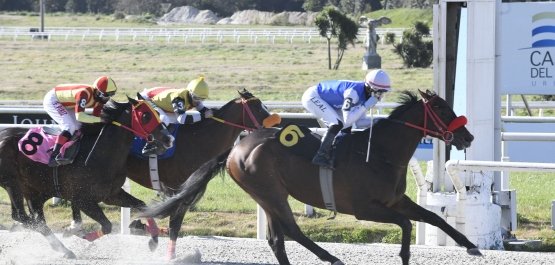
[363,8,433,28]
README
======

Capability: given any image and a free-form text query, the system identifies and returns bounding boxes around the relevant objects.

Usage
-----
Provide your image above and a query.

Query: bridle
[112,101,162,143]
[389,95,467,144]
[210,97,263,131]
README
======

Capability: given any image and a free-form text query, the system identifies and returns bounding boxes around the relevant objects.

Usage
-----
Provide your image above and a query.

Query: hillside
[0,8,433,28]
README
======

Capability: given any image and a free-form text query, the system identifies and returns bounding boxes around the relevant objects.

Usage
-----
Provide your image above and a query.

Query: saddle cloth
[18,126,81,165]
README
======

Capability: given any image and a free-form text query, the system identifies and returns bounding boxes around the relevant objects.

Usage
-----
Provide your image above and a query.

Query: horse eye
[142,112,152,124]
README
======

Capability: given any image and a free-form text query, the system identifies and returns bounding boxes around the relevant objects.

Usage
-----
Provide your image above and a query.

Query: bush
[393,21,433,68]
[385,32,396,44]
[113,12,125,20]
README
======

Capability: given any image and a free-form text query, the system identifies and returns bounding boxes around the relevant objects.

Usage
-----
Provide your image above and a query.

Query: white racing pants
[302,86,368,128]
[43,90,81,134]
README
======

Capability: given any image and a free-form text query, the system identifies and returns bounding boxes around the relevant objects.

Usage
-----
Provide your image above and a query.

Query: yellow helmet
[187,77,209,101]
[93,76,118,96]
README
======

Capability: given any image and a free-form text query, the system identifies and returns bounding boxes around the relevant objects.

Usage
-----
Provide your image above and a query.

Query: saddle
[274,122,356,168]
[18,126,82,166]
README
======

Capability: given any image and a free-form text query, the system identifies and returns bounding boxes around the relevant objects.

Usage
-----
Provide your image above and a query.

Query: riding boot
[312,124,342,169]
[48,131,70,167]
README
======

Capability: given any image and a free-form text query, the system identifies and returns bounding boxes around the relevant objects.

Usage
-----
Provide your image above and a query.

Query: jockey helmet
[187,77,209,101]
[93,76,118,97]
[364,69,392,92]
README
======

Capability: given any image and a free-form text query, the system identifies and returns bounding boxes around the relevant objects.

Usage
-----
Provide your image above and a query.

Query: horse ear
[137,92,145,100]
[238,88,253,99]
[418,89,428,99]
[128,95,139,106]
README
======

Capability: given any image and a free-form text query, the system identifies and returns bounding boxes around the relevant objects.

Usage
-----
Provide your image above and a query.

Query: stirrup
[312,154,334,170]
[48,156,59,167]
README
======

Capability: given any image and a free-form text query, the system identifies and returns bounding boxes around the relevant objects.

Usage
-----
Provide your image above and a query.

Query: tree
[393,21,433,68]
[314,6,358,70]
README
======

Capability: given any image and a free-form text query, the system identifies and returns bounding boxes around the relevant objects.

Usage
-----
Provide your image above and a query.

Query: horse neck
[181,118,245,153]
[372,106,426,165]
[86,109,136,167]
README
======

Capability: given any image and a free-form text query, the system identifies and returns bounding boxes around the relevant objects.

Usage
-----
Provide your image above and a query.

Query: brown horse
[140,90,481,265]
[66,89,281,259]
[0,97,173,259]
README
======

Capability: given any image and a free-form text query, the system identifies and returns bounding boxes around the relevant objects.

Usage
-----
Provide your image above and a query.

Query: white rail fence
[0,26,410,44]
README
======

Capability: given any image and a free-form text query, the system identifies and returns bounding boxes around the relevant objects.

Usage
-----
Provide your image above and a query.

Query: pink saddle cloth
[18,127,81,165]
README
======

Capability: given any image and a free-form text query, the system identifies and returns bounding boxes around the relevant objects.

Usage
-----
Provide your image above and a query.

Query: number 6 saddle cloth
[274,122,352,163]
[18,126,82,165]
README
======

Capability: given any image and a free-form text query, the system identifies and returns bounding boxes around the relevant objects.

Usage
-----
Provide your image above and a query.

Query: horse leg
[73,200,112,241]
[63,203,84,238]
[263,202,342,265]
[165,211,187,260]
[26,197,76,259]
[103,188,159,251]
[391,195,482,256]
[354,202,413,265]
[1,181,31,226]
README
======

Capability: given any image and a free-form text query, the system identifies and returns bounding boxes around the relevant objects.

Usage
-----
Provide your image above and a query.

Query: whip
[366,107,374,163]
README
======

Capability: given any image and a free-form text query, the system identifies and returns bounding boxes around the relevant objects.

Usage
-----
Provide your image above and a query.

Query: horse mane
[387,91,420,119]
[212,89,255,116]
[80,100,129,135]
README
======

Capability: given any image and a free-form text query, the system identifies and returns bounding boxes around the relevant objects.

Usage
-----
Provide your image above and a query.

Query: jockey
[43,76,118,167]
[301,69,392,169]
[139,76,214,153]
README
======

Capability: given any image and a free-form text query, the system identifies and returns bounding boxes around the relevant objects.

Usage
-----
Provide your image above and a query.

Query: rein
[388,96,467,144]
[210,98,262,131]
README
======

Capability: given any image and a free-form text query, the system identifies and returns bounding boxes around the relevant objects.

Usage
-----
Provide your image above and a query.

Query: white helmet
[364,69,392,91]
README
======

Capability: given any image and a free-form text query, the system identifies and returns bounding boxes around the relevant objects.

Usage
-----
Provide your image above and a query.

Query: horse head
[212,88,280,131]
[418,89,474,150]
[103,97,173,156]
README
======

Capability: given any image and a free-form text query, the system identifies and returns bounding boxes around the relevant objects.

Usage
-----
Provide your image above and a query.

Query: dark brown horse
[140,90,481,265]
[66,89,281,259]
[0,97,173,259]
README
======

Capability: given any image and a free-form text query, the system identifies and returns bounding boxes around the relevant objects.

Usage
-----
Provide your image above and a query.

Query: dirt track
[1,231,555,265]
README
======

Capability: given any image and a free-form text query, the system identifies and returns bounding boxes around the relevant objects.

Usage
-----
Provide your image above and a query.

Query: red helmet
[93,76,118,96]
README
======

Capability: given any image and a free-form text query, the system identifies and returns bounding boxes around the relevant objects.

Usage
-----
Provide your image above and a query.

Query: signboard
[500,3,555,95]
[0,112,54,125]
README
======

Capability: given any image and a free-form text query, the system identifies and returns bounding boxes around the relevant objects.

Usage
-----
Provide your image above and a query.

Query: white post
[121,178,131,235]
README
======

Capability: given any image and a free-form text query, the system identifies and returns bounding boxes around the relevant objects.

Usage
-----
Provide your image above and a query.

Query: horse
[0,96,173,259]
[65,89,281,259]
[140,90,482,265]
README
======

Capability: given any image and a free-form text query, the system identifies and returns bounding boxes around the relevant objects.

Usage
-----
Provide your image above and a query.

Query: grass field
[1,10,554,251]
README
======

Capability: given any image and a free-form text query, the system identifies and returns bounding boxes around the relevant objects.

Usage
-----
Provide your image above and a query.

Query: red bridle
[395,95,467,144]
[111,101,162,143]
[210,98,263,131]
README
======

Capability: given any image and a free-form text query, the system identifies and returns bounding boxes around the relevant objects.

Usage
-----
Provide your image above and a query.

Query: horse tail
[139,148,231,219]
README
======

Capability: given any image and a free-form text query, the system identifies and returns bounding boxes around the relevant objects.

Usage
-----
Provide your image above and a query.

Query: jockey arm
[75,92,101,124]
[341,88,379,127]
[173,97,208,124]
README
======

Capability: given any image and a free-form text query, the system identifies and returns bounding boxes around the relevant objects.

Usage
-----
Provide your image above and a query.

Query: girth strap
[318,166,337,219]
[52,167,63,197]
[148,154,161,190]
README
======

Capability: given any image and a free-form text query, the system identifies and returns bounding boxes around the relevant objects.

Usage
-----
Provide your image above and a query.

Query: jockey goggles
[99,91,116,97]
[190,92,206,101]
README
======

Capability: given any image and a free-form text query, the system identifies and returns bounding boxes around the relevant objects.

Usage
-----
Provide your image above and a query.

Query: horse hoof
[64,251,77,259]
[149,238,159,252]
[467,248,483,256]
[331,260,344,265]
